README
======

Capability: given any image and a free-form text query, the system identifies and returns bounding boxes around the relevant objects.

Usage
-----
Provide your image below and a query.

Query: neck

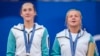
[68,26,80,33]
[24,20,34,29]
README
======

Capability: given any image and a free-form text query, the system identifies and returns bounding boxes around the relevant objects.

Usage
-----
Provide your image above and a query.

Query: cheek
[67,20,71,25]
[76,19,81,25]
[67,18,71,22]
[78,18,81,23]
[30,12,35,16]
[21,12,25,16]
[76,17,81,21]
[67,18,72,23]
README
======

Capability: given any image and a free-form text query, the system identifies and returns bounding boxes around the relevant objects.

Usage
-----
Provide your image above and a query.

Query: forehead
[68,10,80,15]
[22,3,34,9]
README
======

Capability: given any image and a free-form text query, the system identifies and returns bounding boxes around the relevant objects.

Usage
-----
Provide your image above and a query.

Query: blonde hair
[22,2,34,8]
[66,9,82,19]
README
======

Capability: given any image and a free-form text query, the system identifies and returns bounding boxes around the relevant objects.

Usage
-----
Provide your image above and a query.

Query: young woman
[7,2,49,56]
[51,9,98,56]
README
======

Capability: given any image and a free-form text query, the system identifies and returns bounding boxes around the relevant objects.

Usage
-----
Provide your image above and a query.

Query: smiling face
[66,9,82,27]
[20,2,36,22]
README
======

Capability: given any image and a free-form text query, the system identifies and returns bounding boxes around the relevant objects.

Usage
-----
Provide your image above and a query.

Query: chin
[25,18,33,21]
[70,24,78,27]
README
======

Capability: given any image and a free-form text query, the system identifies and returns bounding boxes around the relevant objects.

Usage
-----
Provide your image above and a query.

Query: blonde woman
[51,9,98,56]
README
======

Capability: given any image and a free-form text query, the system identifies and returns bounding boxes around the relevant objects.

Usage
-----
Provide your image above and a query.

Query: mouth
[25,15,30,17]
[72,21,76,23]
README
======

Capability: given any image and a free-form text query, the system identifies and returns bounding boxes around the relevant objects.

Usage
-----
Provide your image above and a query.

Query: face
[66,10,81,27]
[21,3,36,21]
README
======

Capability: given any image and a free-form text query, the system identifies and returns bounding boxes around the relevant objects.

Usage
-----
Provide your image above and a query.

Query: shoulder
[35,23,47,31]
[56,29,66,38]
[10,23,23,32]
[84,30,92,37]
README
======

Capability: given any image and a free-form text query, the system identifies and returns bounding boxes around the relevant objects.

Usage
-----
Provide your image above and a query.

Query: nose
[72,16,76,20]
[26,10,29,13]
[25,10,30,15]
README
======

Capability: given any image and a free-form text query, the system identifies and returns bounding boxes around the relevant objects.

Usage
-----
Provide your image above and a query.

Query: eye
[69,15,73,18]
[23,9,27,12]
[29,8,32,11]
[75,15,79,17]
